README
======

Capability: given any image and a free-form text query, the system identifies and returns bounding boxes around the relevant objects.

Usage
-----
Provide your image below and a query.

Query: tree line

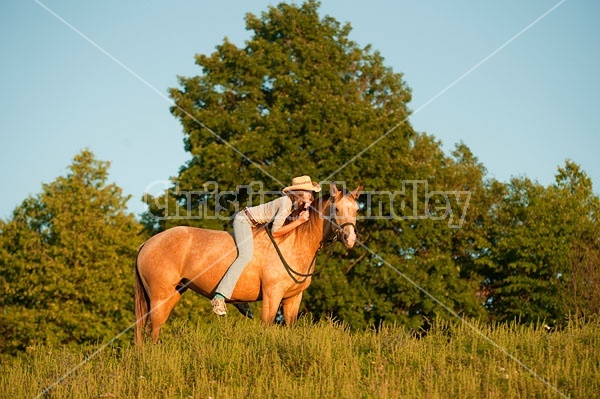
[1,1,598,355]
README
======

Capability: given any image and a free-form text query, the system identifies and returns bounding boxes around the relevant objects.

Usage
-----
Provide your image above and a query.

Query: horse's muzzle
[337,222,357,249]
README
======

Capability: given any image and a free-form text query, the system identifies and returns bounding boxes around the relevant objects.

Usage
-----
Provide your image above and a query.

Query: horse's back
[138,226,237,296]
[137,225,307,301]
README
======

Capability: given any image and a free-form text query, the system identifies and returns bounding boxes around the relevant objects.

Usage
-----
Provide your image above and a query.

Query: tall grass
[2,317,598,398]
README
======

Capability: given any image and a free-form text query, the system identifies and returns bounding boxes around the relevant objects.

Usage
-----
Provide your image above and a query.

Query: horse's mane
[285,194,332,241]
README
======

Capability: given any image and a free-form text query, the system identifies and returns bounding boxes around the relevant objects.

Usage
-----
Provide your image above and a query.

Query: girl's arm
[271,207,310,238]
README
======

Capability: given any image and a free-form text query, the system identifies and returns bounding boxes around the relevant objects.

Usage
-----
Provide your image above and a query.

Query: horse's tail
[134,243,149,345]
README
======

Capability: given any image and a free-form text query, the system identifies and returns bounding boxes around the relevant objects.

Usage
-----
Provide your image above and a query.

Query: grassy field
[2,316,598,398]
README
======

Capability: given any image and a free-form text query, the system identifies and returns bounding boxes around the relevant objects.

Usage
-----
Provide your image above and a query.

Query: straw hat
[282,175,321,193]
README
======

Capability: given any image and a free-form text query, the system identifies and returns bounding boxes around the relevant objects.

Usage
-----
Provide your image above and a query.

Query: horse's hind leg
[149,291,182,343]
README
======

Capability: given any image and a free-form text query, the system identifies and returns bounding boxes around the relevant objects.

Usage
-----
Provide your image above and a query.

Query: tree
[145,1,489,329]
[0,150,145,355]
[481,161,600,325]
[304,136,490,328]
[145,0,412,229]
[554,161,600,318]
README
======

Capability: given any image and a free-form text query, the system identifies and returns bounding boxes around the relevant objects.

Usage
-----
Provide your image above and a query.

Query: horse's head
[329,183,362,249]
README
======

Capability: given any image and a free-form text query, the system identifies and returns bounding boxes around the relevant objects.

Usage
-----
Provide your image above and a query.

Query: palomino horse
[135,183,362,344]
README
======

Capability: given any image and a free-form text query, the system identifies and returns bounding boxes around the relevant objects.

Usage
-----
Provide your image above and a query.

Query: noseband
[334,222,357,242]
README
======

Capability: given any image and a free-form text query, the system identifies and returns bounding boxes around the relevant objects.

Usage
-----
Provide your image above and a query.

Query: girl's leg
[215,215,254,299]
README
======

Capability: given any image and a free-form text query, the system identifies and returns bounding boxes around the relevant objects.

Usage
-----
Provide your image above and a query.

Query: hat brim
[282,182,321,193]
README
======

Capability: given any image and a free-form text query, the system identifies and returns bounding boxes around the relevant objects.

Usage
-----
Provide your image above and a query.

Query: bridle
[327,199,358,245]
[332,222,358,244]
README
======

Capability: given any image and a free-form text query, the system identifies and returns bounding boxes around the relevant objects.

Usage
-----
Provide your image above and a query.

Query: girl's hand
[299,209,310,222]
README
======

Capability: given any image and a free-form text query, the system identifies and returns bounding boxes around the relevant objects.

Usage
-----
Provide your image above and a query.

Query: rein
[264,219,358,285]
[264,223,323,284]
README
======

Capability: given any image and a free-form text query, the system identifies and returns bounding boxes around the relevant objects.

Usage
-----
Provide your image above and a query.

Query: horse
[134,183,362,344]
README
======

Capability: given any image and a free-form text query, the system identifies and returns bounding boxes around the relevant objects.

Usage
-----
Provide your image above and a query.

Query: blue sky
[1,0,598,219]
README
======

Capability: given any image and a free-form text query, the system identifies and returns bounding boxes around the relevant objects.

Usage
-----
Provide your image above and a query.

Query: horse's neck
[289,199,325,251]
[314,199,333,245]
[320,213,334,243]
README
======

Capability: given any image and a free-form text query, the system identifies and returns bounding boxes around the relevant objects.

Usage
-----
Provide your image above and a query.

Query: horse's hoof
[233,303,253,319]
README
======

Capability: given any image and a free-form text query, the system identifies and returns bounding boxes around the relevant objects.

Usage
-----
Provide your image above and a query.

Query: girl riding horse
[211,175,321,315]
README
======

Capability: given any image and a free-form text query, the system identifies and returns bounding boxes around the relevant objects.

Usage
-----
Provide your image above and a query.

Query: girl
[211,176,321,315]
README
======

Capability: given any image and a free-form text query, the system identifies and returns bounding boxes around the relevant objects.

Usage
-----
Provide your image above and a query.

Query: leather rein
[264,213,357,285]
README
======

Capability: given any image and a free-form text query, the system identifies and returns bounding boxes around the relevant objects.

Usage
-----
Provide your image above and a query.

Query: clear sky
[1,0,598,219]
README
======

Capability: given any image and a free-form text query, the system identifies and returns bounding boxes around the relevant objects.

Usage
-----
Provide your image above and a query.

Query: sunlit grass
[2,317,598,398]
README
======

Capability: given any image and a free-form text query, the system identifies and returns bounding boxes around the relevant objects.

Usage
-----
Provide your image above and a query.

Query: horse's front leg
[281,292,303,326]
[261,290,284,325]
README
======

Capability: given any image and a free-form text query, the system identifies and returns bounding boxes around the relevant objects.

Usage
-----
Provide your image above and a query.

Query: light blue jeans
[215,212,255,299]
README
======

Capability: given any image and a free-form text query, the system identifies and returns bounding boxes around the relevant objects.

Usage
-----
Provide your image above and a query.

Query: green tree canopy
[481,161,600,325]
[145,0,490,329]
[555,161,600,318]
[144,0,413,230]
[0,150,145,355]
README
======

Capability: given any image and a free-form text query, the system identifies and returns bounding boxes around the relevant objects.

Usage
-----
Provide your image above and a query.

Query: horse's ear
[330,183,340,199]
[351,184,363,200]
